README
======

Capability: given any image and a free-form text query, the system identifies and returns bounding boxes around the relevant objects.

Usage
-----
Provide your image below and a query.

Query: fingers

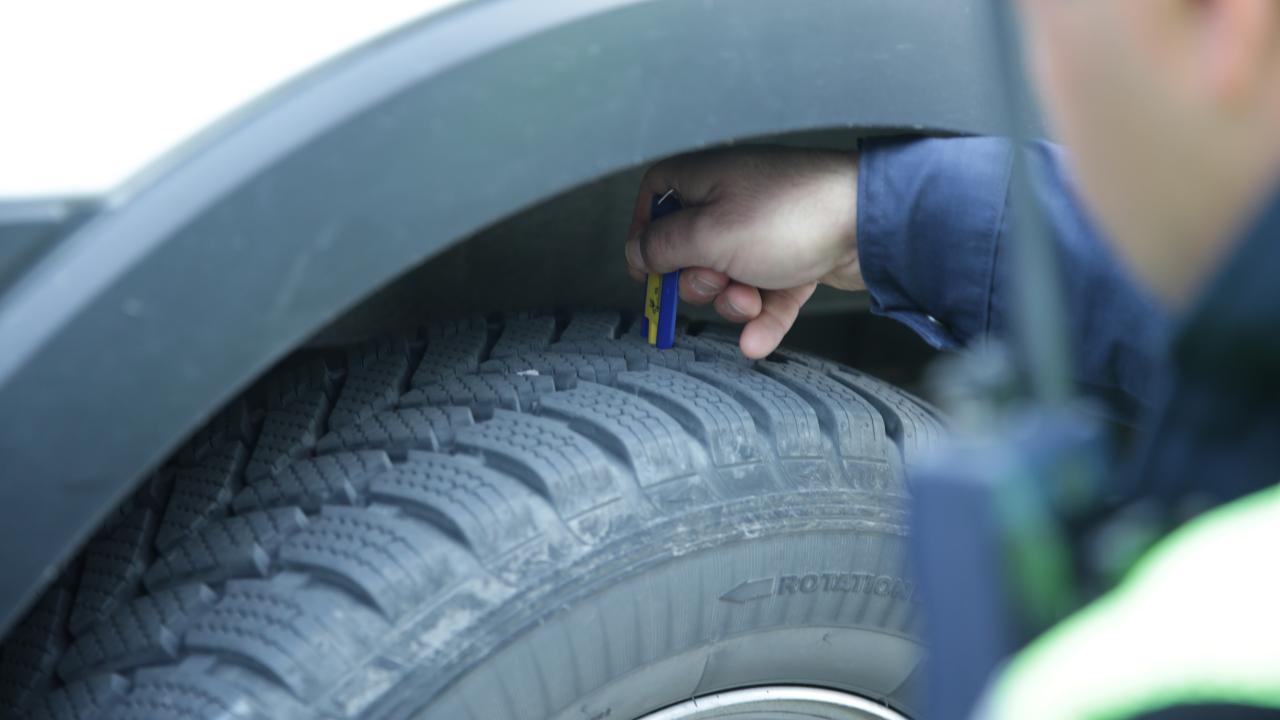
[625,160,678,244]
[739,283,817,359]
[714,282,762,323]
[625,154,728,276]
[634,265,727,304]
[626,153,717,237]
[680,268,729,304]
[625,206,718,275]
[625,158,688,265]
[631,263,814,359]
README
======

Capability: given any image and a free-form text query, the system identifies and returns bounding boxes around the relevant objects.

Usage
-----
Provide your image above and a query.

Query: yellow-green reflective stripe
[989,484,1280,720]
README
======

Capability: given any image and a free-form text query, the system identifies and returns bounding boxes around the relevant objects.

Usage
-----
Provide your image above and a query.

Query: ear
[1198,0,1277,104]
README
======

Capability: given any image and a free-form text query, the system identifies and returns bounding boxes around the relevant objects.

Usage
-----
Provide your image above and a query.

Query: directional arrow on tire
[718,577,775,604]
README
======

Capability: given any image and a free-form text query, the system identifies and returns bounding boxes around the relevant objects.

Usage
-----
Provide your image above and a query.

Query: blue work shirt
[857,135,1280,507]
[858,136,1168,422]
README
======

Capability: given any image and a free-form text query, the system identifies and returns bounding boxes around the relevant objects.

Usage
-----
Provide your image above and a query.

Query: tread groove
[830,368,943,470]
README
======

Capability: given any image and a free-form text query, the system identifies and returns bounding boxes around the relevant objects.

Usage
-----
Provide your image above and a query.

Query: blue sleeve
[857,136,1169,415]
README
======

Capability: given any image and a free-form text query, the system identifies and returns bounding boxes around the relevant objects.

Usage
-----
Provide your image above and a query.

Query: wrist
[820,151,864,291]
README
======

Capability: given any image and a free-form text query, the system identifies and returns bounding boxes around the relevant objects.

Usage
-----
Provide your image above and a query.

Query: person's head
[1016,0,1280,307]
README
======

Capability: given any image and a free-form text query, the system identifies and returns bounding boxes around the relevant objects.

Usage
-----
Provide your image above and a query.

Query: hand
[624,146,861,359]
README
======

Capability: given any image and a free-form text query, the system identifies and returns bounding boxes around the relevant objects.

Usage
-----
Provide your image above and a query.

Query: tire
[0,312,943,720]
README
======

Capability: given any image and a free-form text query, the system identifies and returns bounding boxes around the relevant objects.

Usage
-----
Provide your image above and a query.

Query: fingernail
[690,274,719,295]
[625,238,644,271]
[724,298,745,317]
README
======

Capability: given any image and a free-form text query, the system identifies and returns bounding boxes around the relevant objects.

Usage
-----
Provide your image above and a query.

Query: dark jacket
[857,136,1280,509]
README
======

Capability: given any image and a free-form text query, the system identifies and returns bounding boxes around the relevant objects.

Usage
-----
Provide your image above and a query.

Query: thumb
[627,207,719,275]
[625,153,725,275]
[739,283,817,359]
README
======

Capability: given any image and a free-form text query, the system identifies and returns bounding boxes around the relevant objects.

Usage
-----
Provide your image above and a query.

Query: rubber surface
[0,312,942,719]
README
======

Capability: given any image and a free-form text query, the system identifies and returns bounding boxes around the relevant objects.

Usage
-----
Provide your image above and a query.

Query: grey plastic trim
[0,198,95,290]
[0,0,1019,632]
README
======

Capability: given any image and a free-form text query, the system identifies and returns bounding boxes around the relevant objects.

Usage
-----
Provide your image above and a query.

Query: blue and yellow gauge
[641,190,682,349]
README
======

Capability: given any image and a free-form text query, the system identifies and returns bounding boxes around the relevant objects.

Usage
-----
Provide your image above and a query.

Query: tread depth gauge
[642,190,682,348]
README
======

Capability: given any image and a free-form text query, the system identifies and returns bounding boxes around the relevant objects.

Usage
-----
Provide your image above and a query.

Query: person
[623,1,1280,718]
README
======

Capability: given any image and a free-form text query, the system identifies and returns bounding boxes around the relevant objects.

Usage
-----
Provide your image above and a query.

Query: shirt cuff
[857,136,1014,350]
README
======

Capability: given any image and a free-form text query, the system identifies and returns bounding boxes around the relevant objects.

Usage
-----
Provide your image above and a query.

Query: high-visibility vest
[982,484,1280,720]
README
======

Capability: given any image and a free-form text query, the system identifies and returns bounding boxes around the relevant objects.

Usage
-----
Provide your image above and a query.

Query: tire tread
[0,313,938,718]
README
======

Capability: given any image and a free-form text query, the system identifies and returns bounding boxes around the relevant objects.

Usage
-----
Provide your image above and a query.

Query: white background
[0,2,461,198]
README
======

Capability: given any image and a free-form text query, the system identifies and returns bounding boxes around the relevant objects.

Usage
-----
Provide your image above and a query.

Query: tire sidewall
[404,490,921,719]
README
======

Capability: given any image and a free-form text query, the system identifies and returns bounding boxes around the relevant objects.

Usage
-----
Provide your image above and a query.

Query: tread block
[412,318,489,386]
[100,663,272,720]
[759,362,889,462]
[479,352,626,386]
[156,442,248,551]
[58,585,217,682]
[70,508,157,637]
[26,673,128,720]
[832,369,943,465]
[315,406,473,456]
[232,451,392,513]
[175,398,252,467]
[96,472,172,534]
[254,358,333,411]
[246,390,329,482]
[552,337,697,372]
[454,411,621,520]
[537,383,697,487]
[183,579,376,697]
[400,374,556,419]
[685,362,824,459]
[371,452,560,562]
[615,369,763,466]
[679,335,753,365]
[558,312,621,341]
[279,507,468,619]
[144,509,308,592]
[328,337,411,430]
[0,585,72,715]
[617,333,699,369]
[489,314,556,358]
[773,348,947,454]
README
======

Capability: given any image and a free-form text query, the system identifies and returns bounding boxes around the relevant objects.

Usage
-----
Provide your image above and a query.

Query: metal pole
[987,1,1075,406]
